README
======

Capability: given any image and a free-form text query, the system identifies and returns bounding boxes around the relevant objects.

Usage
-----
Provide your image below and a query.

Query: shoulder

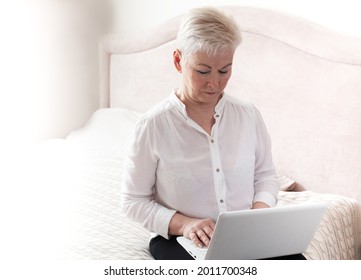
[223,95,266,129]
[134,96,176,131]
[143,96,175,119]
[223,94,258,116]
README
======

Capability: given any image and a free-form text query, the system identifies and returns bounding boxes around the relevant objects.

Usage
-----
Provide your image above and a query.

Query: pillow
[278,173,305,192]
[66,108,140,148]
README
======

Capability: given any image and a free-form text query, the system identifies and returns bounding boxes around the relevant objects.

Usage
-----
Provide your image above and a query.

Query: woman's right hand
[169,212,216,248]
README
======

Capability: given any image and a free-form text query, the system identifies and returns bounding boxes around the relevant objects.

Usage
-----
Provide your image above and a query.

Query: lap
[149,236,306,260]
[150,235,194,260]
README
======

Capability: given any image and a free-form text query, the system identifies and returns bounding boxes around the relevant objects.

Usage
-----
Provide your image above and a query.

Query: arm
[121,117,177,238]
[123,117,216,244]
[253,107,280,207]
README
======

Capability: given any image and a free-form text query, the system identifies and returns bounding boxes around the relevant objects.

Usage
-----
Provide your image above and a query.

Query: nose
[206,73,220,89]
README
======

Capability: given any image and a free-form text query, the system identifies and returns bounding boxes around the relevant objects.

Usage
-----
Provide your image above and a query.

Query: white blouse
[121,90,280,239]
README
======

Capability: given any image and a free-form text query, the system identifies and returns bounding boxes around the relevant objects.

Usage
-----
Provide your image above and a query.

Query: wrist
[252,201,270,209]
[168,212,191,236]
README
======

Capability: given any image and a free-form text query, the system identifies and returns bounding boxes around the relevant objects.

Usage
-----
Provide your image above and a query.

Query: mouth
[203,91,219,95]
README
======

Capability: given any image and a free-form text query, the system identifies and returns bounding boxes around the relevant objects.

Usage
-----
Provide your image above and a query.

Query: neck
[176,89,219,135]
[176,89,220,114]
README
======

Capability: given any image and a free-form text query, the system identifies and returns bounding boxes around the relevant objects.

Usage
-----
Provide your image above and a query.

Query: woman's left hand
[251,201,270,209]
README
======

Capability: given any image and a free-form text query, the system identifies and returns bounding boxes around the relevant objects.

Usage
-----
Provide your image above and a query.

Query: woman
[121,7,305,260]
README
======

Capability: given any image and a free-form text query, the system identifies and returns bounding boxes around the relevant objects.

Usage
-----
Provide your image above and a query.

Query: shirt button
[220,199,224,203]
[211,139,214,143]
[216,168,220,172]
[215,114,220,118]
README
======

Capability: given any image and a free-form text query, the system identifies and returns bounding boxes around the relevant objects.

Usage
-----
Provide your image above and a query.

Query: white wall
[1,0,360,144]
[0,0,114,144]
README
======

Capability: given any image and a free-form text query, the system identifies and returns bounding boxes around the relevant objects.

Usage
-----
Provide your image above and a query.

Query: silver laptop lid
[203,203,327,260]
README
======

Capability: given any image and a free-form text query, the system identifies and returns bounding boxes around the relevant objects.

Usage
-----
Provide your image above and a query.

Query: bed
[34,6,361,260]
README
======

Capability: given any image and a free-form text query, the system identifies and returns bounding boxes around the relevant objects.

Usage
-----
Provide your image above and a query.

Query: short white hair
[176,7,241,58]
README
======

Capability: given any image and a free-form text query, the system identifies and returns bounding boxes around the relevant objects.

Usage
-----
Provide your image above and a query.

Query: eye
[196,70,210,75]
[218,70,228,75]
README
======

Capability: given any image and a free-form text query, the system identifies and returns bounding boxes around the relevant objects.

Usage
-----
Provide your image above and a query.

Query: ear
[173,49,182,73]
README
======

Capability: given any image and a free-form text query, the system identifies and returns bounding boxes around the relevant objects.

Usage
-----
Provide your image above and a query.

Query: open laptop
[177,203,327,260]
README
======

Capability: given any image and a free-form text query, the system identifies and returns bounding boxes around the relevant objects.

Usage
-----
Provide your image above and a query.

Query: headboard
[99,6,361,202]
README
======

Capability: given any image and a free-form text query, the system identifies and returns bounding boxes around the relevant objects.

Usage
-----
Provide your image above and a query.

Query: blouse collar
[170,89,226,120]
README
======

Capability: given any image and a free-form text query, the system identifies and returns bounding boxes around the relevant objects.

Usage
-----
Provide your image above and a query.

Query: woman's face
[174,49,234,106]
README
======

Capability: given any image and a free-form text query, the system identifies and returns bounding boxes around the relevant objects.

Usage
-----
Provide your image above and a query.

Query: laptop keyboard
[188,242,208,259]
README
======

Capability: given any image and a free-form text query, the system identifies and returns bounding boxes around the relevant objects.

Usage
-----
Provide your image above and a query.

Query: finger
[203,225,214,238]
[202,219,216,231]
[196,228,211,247]
[189,230,203,248]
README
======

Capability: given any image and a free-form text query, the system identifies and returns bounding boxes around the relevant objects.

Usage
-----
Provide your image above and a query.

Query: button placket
[208,123,227,213]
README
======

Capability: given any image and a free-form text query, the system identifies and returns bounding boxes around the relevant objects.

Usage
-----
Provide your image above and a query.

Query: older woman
[121,7,304,260]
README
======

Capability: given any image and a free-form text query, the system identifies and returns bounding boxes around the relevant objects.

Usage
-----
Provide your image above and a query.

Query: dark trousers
[150,235,307,260]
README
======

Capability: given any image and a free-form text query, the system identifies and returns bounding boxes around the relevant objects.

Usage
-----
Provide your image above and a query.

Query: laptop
[177,203,327,260]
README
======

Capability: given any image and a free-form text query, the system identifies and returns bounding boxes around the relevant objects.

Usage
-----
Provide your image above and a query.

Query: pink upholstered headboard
[99,6,361,202]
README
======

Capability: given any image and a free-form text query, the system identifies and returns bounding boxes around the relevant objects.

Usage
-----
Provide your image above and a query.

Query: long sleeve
[121,116,177,239]
[253,106,280,207]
